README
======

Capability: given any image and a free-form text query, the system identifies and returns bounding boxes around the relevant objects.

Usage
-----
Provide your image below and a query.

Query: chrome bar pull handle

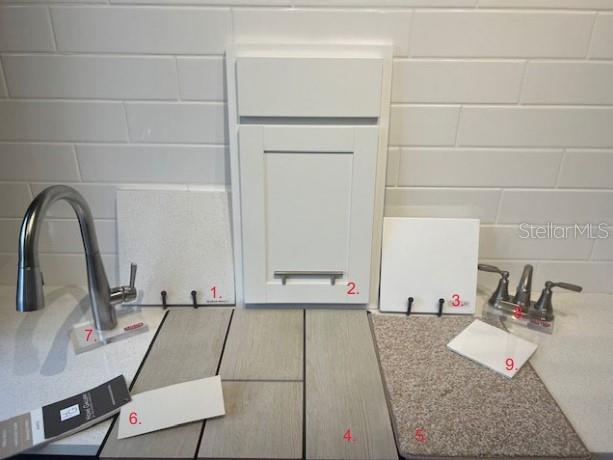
[274,270,344,286]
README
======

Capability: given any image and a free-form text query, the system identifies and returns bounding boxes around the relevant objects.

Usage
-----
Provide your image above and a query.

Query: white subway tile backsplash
[233,8,412,56]
[37,254,118,286]
[480,0,613,9]
[0,6,55,52]
[397,148,562,188]
[177,57,225,101]
[479,225,594,260]
[389,105,460,146]
[558,150,613,189]
[0,61,7,98]
[0,101,128,142]
[385,187,501,223]
[0,219,116,254]
[51,7,231,54]
[3,55,179,100]
[392,60,523,104]
[125,102,226,143]
[535,261,613,294]
[30,183,119,219]
[0,143,79,182]
[590,14,613,59]
[0,254,17,286]
[77,144,227,184]
[458,107,613,148]
[411,11,593,58]
[386,147,399,187]
[592,229,613,260]
[0,183,31,217]
[522,62,613,105]
[498,190,613,224]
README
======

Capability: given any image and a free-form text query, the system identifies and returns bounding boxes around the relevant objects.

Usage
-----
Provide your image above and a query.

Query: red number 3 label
[451,294,461,307]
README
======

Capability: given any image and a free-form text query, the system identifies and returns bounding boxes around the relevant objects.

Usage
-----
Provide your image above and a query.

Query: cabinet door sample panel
[240,125,377,304]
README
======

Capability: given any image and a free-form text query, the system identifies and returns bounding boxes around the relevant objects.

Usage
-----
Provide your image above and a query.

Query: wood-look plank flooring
[218,309,303,380]
[100,309,232,460]
[305,310,398,460]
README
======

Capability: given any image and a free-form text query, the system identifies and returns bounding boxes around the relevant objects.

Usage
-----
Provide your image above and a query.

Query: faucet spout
[16,185,117,330]
[513,264,533,309]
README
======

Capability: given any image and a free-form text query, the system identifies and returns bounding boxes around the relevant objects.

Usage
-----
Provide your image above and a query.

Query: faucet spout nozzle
[16,266,45,312]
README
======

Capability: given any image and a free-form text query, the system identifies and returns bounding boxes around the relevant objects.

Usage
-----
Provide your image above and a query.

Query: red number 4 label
[343,429,354,442]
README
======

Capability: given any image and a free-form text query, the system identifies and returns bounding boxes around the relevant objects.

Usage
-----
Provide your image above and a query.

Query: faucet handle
[531,280,583,321]
[478,263,507,275]
[478,263,510,307]
[129,263,137,289]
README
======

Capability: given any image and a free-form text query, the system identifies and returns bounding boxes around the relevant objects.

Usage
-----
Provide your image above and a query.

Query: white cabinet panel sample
[379,217,479,314]
[240,125,378,304]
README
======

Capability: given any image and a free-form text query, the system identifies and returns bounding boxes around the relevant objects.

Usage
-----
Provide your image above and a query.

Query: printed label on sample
[0,375,131,460]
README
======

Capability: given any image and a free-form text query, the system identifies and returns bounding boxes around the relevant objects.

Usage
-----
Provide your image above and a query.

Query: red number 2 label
[347,282,358,295]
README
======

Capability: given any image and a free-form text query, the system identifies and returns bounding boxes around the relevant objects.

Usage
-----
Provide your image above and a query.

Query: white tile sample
[51,7,231,54]
[77,144,227,184]
[389,105,460,146]
[447,319,537,379]
[0,6,55,51]
[392,60,523,104]
[118,376,225,439]
[558,150,613,188]
[117,189,235,305]
[397,148,561,188]
[590,13,613,59]
[411,11,593,58]
[125,103,226,144]
[458,107,613,148]
[0,101,128,142]
[0,183,31,217]
[522,62,613,105]
[0,143,79,181]
[233,8,412,56]
[3,55,179,100]
[498,190,613,224]
[30,184,119,219]
[177,57,225,101]
[379,217,479,313]
[385,188,501,223]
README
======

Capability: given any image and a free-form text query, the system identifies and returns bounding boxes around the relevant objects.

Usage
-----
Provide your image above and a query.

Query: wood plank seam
[194,309,235,459]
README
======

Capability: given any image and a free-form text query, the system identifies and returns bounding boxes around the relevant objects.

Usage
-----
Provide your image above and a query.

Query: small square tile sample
[447,319,537,378]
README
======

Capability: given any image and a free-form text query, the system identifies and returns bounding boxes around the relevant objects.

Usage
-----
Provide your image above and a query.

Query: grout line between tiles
[193,308,234,460]
[585,12,599,59]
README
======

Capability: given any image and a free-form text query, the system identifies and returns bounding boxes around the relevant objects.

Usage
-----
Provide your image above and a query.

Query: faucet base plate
[483,301,555,335]
[70,308,150,354]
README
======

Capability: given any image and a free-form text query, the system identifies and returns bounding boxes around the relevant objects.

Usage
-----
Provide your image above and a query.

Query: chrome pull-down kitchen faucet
[16,185,137,331]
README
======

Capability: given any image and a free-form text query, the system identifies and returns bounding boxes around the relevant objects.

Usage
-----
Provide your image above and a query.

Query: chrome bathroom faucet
[16,185,137,330]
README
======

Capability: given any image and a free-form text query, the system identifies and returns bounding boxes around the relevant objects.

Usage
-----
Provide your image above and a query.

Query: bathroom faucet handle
[129,263,137,289]
[548,281,582,293]
[478,264,508,276]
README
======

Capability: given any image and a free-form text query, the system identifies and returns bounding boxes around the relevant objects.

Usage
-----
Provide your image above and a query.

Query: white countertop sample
[477,292,613,455]
[0,285,165,456]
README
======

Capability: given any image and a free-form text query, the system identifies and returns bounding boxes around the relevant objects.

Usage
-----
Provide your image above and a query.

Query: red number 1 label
[210,286,218,299]
[347,282,359,295]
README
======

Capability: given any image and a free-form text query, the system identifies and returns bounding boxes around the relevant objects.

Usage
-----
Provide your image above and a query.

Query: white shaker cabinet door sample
[379,217,479,314]
[239,125,378,304]
[447,319,538,379]
[117,190,235,305]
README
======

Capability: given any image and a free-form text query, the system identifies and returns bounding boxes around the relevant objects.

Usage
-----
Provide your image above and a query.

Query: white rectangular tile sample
[447,319,537,379]
[379,217,479,313]
[118,376,225,440]
[117,189,235,305]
